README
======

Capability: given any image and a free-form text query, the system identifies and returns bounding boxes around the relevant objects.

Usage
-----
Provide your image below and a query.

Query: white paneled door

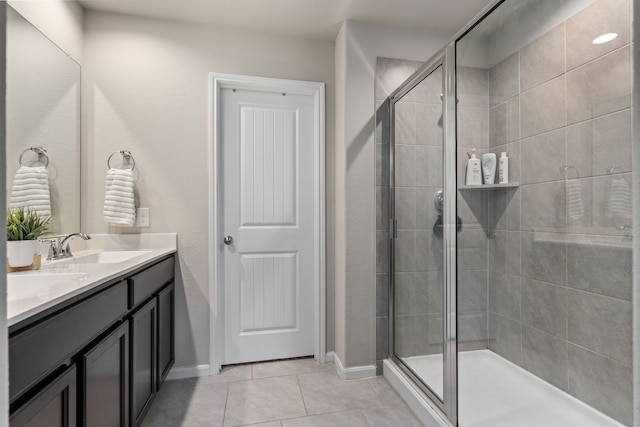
[221,88,316,364]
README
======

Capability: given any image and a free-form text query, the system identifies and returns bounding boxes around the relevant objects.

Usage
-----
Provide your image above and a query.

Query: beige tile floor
[142,357,422,427]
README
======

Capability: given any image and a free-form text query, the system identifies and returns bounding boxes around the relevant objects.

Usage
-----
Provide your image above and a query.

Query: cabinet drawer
[9,281,128,403]
[128,256,174,308]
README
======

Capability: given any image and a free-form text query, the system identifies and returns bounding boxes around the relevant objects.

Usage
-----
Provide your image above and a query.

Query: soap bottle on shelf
[481,152,497,185]
[498,151,509,184]
[465,149,482,186]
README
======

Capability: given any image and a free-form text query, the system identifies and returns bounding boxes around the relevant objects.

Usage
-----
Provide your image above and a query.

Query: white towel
[605,177,631,219]
[9,165,52,217]
[566,179,584,221]
[103,168,136,226]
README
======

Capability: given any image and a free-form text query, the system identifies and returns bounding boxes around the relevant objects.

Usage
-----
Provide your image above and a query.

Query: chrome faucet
[43,233,91,260]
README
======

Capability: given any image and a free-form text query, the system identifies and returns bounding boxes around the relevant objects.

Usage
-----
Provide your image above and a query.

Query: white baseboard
[165,364,211,381]
[383,359,450,427]
[333,353,377,380]
[325,351,334,363]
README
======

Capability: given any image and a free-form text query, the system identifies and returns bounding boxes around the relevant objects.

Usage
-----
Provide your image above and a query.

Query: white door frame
[209,73,325,374]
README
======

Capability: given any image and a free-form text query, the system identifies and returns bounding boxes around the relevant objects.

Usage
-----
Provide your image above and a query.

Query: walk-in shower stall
[379,0,636,425]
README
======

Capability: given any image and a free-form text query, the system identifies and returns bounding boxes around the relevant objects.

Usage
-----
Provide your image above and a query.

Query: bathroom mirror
[6,6,81,235]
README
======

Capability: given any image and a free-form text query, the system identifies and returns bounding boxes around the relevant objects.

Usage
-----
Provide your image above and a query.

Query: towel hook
[19,147,49,167]
[561,165,578,179]
[607,166,620,174]
[107,150,136,171]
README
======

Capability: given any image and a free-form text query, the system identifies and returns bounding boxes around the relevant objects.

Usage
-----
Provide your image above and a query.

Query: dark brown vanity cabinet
[127,256,174,426]
[9,254,175,427]
[10,366,77,427]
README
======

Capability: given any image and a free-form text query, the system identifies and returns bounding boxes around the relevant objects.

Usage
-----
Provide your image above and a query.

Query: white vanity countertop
[8,233,177,328]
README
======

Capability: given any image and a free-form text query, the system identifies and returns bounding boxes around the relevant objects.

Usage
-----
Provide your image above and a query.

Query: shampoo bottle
[481,153,497,185]
[498,152,509,184]
[466,149,482,185]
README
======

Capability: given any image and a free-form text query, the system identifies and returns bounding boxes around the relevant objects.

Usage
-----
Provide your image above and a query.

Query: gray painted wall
[82,10,335,369]
[334,20,448,369]
[7,0,83,64]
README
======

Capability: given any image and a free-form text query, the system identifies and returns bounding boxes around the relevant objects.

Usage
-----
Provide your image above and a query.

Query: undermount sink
[8,273,89,301]
[69,250,152,264]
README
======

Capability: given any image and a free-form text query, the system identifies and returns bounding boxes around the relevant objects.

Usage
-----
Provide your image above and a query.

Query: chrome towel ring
[107,150,136,171]
[19,147,49,167]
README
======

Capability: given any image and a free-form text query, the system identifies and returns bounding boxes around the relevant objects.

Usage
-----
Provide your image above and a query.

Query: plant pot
[7,240,39,268]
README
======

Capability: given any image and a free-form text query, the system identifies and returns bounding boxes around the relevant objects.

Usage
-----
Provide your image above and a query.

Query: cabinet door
[157,282,175,390]
[10,365,76,427]
[82,321,129,427]
[130,298,157,427]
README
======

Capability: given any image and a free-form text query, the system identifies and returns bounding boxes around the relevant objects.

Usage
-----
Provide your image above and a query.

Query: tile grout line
[221,380,232,427]
[295,373,310,416]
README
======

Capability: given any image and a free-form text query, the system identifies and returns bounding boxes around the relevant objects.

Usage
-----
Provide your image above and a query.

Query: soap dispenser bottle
[498,152,509,184]
[466,149,482,186]
[481,153,497,185]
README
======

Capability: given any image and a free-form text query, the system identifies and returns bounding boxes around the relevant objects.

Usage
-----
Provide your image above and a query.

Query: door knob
[223,235,234,245]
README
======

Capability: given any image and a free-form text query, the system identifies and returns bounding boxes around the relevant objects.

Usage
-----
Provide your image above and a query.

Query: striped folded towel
[566,179,584,221]
[103,168,136,226]
[605,177,631,219]
[9,165,52,217]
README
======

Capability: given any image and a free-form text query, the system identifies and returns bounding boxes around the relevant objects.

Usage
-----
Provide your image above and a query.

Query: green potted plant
[7,207,51,268]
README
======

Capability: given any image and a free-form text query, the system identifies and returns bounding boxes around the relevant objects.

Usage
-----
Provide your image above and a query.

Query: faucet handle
[40,237,62,260]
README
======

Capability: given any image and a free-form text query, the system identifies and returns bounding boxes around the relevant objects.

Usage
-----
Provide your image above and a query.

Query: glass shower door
[391,58,450,409]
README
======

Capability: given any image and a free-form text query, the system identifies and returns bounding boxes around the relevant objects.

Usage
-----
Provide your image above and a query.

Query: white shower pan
[393,350,622,427]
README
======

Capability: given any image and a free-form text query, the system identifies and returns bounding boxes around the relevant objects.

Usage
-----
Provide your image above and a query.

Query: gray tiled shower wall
[375,0,634,424]
[481,0,633,424]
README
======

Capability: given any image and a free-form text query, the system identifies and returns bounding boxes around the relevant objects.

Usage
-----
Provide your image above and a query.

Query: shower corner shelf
[458,182,519,190]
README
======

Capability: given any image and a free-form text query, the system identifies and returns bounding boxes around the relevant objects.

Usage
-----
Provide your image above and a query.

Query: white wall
[334,20,449,368]
[7,0,83,64]
[82,10,335,369]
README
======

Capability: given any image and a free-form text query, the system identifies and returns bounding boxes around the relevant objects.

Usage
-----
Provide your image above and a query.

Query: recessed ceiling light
[593,33,618,44]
